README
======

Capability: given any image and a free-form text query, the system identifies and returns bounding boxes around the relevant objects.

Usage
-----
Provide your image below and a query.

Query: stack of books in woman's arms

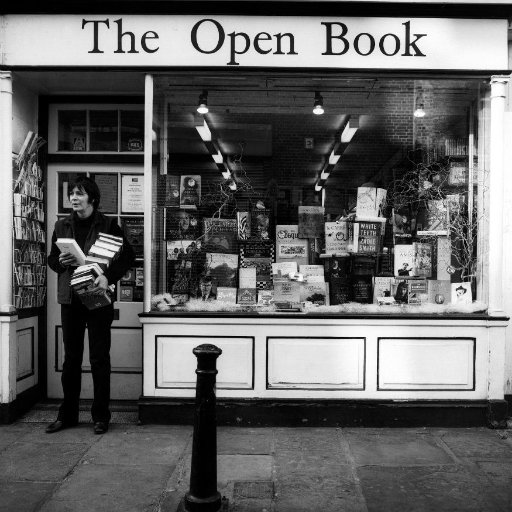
[70,263,115,309]
[59,233,124,309]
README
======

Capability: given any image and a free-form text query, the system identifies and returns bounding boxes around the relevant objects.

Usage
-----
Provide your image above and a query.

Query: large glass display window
[149,74,490,314]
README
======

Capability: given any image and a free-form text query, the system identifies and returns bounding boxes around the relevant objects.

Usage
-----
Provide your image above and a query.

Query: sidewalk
[1,414,512,511]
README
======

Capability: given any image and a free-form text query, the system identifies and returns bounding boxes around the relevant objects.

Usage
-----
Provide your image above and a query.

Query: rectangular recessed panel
[17,327,34,380]
[378,338,474,390]
[157,336,254,389]
[268,337,365,389]
[56,326,142,373]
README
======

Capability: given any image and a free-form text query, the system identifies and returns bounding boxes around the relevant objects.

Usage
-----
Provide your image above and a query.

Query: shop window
[49,105,144,153]
[149,75,490,314]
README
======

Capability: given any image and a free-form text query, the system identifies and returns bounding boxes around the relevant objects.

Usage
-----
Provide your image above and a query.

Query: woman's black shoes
[93,421,108,434]
[45,419,78,433]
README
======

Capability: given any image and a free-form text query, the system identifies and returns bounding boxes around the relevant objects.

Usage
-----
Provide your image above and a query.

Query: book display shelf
[12,132,47,309]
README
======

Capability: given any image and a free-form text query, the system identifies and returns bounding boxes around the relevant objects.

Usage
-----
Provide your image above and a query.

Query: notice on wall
[92,173,118,213]
[121,174,144,213]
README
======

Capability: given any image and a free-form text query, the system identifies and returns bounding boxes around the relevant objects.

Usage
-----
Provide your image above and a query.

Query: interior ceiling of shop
[155,73,482,192]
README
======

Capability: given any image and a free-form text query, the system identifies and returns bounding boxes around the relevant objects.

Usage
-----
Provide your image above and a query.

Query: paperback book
[324,221,350,255]
[356,186,387,219]
[164,209,201,240]
[408,279,428,305]
[275,225,309,265]
[427,279,452,304]
[56,238,86,266]
[165,175,181,207]
[237,288,257,305]
[300,281,327,305]
[352,220,383,254]
[451,282,472,304]
[180,175,201,209]
[205,252,238,288]
[373,276,394,304]
[394,244,415,277]
[412,242,432,278]
[216,287,237,303]
[298,206,325,239]
[203,218,238,253]
[299,264,325,281]
[329,276,351,305]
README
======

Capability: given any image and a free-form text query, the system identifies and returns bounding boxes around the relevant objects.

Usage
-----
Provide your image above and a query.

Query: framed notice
[91,173,118,213]
[121,174,144,214]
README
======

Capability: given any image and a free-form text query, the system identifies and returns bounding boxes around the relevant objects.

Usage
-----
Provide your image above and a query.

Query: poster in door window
[91,173,118,214]
[121,174,144,214]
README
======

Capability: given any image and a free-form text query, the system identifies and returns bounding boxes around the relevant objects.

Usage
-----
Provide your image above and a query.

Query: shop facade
[1,1,512,425]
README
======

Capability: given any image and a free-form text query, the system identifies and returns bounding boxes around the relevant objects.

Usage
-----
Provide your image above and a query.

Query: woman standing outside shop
[46,177,135,434]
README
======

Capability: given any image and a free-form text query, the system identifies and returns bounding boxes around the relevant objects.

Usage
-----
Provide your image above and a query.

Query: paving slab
[345,429,454,466]
[476,461,512,511]
[434,428,512,459]
[20,424,100,444]
[39,463,174,512]
[218,455,273,486]
[0,441,89,481]
[357,464,506,512]
[83,430,191,465]
[217,431,273,455]
[275,449,354,476]
[0,481,56,512]
[273,427,343,453]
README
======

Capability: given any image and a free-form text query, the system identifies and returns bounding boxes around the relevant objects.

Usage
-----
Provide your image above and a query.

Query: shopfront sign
[0,15,508,70]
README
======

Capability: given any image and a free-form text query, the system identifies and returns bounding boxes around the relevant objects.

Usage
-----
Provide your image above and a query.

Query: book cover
[448,162,468,186]
[298,206,325,239]
[394,244,415,277]
[427,279,452,304]
[120,267,136,285]
[329,276,350,305]
[416,199,448,235]
[373,276,394,304]
[164,209,201,240]
[356,186,387,218]
[216,287,237,303]
[122,218,144,257]
[392,278,410,304]
[275,225,309,265]
[237,288,257,305]
[166,240,196,260]
[203,218,238,253]
[408,279,428,305]
[120,285,134,302]
[324,221,350,255]
[413,242,432,278]
[324,256,351,279]
[272,261,298,279]
[392,206,413,242]
[242,257,272,286]
[205,252,238,288]
[239,240,274,259]
[180,175,201,209]
[258,289,274,305]
[239,266,257,288]
[56,238,86,266]
[300,281,327,305]
[451,282,472,304]
[436,237,452,280]
[350,275,373,303]
[353,221,382,254]
[250,207,271,240]
[135,267,144,287]
[237,211,250,240]
[299,264,325,281]
[165,175,181,207]
[273,280,301,307]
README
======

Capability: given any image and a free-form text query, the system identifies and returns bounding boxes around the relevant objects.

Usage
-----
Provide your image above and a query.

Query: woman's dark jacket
[48,210,136,304]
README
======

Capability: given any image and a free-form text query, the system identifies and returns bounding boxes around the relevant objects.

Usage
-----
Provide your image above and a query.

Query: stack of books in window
[70,263,115,309]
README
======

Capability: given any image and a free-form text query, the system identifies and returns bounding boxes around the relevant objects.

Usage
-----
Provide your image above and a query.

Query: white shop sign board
[0,15,507,70]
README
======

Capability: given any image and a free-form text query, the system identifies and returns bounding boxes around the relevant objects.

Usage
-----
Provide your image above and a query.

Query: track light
[414,103,426,118]
[313,92,324,115]
[197,90,209,114]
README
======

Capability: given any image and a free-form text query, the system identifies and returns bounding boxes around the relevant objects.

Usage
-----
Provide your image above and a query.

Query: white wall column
[0,71,14,312]
[487,75,510,316]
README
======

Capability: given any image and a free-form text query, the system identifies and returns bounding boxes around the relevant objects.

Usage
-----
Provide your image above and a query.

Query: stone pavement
[1,420,512,512]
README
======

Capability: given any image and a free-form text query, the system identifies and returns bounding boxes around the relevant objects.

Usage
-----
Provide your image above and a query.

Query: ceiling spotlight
[313,92,324,115]
[414,103,426,118]
[197,90,209,114]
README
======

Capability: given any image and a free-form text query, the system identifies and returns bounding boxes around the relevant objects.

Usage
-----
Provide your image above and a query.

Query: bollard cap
[193,344,222,358]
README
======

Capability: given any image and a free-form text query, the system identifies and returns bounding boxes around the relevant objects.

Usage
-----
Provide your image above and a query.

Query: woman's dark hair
[68,176,101,210]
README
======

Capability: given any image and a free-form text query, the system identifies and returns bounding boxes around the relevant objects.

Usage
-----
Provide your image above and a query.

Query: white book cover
[356,187,387,219]
[325,221,350,255]
[394,245,415,277]
[216,287,237,303]
[300,281,327,305]
[437,237,452,280]
[56,238,86,266]
[451,282,472,304]
[299,264,325,280]
[373,276,394,304]
[239,266,257,288]
[275,225,309,265]
[271,261,298,278]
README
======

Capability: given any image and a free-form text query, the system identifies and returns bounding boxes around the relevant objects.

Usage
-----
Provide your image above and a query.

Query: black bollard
[180,344,224,512]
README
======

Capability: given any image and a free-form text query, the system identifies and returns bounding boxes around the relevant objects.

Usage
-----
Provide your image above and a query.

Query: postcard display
[12,132,47,309]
